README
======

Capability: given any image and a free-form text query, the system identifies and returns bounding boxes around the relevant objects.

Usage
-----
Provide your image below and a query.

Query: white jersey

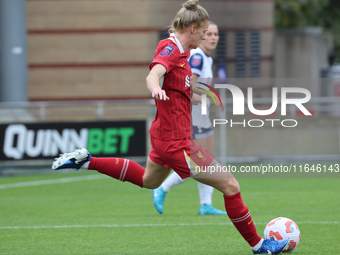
[188,47,213,129]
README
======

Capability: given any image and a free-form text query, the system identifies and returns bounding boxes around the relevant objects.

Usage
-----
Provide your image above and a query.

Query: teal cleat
[151,186,167,214]
[253,239,290,254]
[198,204,227,215]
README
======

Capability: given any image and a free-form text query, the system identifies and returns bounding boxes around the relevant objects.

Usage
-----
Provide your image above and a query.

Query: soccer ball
[264,217,301,253]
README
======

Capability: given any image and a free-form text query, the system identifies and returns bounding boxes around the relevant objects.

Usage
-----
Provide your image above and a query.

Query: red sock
[224,192,262,247]
[89,157,145,188]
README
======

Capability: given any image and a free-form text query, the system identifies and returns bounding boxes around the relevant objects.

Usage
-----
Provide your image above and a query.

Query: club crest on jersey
[191,55,202,67]
[160,45,174,56]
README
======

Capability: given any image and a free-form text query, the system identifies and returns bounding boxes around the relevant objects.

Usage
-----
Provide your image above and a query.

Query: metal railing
[1,97,340,121]
[0,99,156,121]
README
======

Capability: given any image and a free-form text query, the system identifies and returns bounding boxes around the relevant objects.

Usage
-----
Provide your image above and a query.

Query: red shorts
[149,136,214,179]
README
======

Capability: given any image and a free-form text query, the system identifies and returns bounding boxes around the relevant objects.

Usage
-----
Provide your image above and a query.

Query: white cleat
[52,148,91,170]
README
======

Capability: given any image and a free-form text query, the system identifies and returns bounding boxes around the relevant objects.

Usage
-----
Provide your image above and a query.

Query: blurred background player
[152,21,227,215]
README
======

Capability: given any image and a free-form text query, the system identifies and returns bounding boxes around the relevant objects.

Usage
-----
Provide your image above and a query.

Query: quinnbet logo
[0,121,146,160]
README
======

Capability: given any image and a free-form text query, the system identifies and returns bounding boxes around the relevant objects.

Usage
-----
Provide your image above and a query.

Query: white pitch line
[0,221,339,230]
[0,174,108,189]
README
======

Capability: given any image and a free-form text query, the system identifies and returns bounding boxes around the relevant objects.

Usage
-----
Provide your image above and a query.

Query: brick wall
[26,0,274,101]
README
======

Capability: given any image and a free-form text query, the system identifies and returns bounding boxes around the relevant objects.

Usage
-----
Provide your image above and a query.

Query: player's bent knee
[218,178,240,196]
[228,178,240,194]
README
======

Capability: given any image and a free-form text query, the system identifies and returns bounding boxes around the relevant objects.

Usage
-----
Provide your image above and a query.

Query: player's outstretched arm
[146,64,169,100]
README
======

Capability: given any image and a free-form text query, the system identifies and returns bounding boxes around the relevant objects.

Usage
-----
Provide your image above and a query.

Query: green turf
[0,170,339,254]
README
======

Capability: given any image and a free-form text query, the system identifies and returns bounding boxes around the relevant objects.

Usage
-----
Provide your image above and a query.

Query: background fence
[1,94,340,176]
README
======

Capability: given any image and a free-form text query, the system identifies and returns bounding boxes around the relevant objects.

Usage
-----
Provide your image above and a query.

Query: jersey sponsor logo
[191,54,202,67]
[180,62,186,67]
[185,75,191,87]
[160,45,174,56]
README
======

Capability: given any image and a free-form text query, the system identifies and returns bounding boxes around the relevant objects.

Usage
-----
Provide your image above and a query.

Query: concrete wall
[274,30,334,97]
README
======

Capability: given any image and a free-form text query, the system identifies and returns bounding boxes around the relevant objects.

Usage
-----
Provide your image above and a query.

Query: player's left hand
[213,96,224,114]
[214,104,224,114]
[191,93,202,105]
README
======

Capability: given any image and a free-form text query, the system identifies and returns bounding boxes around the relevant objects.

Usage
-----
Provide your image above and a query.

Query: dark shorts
[192,126,214,140]
[148,136,214,179]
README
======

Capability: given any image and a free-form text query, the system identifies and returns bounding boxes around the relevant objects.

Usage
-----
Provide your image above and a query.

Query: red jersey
[149,35,192,140]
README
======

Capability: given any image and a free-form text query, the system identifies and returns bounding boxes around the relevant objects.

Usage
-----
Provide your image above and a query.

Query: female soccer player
[52,1,290,253]
[152,22,227,216]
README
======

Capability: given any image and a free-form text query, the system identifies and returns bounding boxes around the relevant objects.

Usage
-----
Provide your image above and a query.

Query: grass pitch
[0,169,339,254]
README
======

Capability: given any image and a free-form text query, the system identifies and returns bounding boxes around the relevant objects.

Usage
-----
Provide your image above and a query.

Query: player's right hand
[152,88,169,100]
